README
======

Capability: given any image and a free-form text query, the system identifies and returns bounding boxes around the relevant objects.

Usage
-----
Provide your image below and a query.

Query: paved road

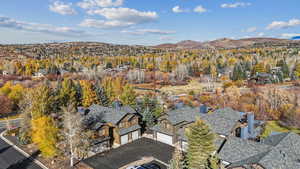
[0,129,42,169]
[0,118,22,129]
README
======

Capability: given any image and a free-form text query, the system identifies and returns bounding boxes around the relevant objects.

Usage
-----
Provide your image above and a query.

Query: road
[0,118,22,129]
[0,128,43,169]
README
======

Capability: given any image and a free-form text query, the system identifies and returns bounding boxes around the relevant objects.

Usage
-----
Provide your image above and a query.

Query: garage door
[132,130,139,141]
[121,134,129,145]
[157,132,173,145]
[182,141,188,151]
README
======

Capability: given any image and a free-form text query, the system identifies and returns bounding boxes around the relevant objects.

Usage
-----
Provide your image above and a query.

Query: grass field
[159,80,204,95]
[261,121,300,138]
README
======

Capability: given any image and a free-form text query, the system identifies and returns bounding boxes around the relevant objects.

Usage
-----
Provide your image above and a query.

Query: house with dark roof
[150,107,248,151]
[218,132,300,169]
[80,104,142,155]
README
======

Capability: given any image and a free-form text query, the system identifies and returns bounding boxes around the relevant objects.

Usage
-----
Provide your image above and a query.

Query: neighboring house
[2,70,9,76]
[80,104,142,155]
[218,132,300,169]
[33,69,47,78]
[250,73,273,84]
[151,107,250,151]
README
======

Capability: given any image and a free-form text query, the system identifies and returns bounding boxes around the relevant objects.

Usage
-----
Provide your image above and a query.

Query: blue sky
[0,0,299,45]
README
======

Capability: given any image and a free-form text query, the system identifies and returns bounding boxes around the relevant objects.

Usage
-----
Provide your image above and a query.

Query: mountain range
[153,38,300,49]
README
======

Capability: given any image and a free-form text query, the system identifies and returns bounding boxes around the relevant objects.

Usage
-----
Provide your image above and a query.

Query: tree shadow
[6,150,41,169]
[0,146,11,154]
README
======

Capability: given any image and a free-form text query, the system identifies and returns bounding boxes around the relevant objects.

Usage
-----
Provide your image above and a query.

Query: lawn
[261,121,300,138]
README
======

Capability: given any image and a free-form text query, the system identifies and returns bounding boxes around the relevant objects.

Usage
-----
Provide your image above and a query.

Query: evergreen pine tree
[276,60,290,78]
[95,83,110,106]
[186,119,216,169]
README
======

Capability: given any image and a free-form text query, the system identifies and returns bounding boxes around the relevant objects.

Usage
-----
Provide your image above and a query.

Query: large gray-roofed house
[219,132,300,169]
[81,104,142,156]
[151,107,243,151]
[85,104,137,125]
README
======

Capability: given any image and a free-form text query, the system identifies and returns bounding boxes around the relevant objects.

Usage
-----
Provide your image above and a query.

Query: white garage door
[182,141,188,151]
[121,134,129,145]
[132,130,139,141]
[157,132,173,145]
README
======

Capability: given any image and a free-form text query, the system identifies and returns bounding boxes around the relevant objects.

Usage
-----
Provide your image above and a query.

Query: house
[250,73,273,84]
[218,132,300,169]
[150,107,248,151]
[2,70,9,76]
[80,104,142,155]
[33,69,47,78]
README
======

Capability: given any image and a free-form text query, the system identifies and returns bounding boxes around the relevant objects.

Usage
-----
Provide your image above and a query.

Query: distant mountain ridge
[153,38,300,49]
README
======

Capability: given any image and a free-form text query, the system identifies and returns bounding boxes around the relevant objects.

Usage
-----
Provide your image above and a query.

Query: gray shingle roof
[219,132,300,169]
[219,136,272,164]
[119,125,141,136]
[83,104,137,126]
[164,107,242,136]
[200,108,242,136]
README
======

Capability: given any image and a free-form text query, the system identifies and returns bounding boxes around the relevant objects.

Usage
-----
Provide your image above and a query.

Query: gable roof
[219,132,300,169]
[83,105,137,129]
[200,108,242,136]
[163,107,242,136]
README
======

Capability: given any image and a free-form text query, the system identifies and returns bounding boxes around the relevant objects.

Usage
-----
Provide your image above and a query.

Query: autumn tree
[119,84,137,106]
[186,119,216,169]
[0,95,12,117]
[31,116,58,158]
[80,80,98,107]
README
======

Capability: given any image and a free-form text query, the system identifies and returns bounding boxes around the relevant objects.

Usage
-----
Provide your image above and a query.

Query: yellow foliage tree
[31,116,58,158]
[80,80,98,107]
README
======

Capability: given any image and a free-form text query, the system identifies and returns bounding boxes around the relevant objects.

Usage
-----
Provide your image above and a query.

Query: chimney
[175,101,184,109]
[112,100,122,109]
[240,125,249,139]
[247,112,255,136]
[200,105,208,114]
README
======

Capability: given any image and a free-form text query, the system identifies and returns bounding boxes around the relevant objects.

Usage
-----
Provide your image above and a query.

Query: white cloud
[266,19,300,30]
[77,0,123,9]
[243,27,257,33]
[160,36,174,41]
[172,6,186,13]
[80,19,133,29]
[281,33,300,38]
[122,29,176,35]
[194,5,207,13]
[49,1,76,15]
[0,16,86,37]
[258,32,265,37]
[221,2,251,8]
[88,8,158,23]
[84,7,158,28]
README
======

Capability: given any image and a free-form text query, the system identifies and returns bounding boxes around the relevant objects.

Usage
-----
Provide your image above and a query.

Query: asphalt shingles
[83,138,174,169]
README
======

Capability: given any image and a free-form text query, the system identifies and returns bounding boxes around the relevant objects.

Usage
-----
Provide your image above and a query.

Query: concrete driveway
[83,138,174,169]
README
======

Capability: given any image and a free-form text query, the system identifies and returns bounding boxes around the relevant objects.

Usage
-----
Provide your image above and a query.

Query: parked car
[126,162,161,169]
[141,163,161,169]
[125,166,144,169]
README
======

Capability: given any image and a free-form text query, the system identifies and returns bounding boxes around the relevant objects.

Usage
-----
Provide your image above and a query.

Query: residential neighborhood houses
[64,102,300,169]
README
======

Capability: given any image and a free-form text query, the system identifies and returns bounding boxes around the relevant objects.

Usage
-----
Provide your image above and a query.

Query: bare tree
[63,104,82,167]
[172,64,189,81]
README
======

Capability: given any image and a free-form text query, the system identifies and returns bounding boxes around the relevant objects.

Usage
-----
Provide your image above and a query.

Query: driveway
[0,130,42,169]
[83,138,174,169]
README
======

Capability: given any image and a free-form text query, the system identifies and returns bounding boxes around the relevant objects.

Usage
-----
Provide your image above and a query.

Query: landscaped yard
[261,121,300,138]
